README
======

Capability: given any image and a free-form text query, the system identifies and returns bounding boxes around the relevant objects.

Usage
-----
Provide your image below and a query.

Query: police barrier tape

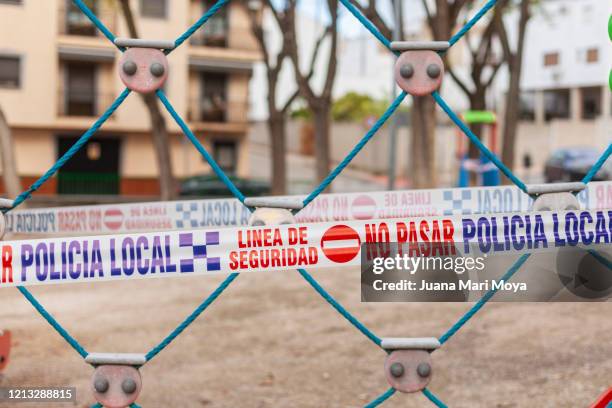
[0,209,610,288]
[5,181,612,236]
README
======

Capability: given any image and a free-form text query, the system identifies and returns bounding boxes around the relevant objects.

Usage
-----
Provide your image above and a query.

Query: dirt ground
[0,265,611,408]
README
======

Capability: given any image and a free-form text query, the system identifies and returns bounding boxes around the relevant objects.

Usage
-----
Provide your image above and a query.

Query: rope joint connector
[527,182,586,211]
[381,337,439,393]
[85,353,146,408]
[245,197,303,226]
[391,41,449,96]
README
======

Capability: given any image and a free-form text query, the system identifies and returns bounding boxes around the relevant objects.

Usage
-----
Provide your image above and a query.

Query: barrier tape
[0,209,610,288]
[5,181,612,236]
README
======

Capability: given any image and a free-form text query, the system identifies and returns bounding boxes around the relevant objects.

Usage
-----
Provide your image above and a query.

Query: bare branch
[447,66,473,96]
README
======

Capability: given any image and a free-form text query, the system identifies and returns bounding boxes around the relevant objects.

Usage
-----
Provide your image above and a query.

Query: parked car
[179,174,270,197]
[544,147,610,183]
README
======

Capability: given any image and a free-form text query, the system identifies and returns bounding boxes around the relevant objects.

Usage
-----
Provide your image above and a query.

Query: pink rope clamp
[115,38,174,94]
[86,353,146,408]
[391,41,449,97]
[381,338,440,393]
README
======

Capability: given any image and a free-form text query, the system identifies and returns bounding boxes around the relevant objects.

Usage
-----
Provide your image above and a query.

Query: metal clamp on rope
[86,353,146,408]
[391,41,449,96]
[244,197,304,226]
[115,37,174,94]
[0,198,14,240]
[381,337,440,393]
[527,182,586,211]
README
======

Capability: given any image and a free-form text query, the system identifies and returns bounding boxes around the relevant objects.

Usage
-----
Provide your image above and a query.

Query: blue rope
[364,388,396,408]
[145,273,240,361]
[582,144,611,184]
[155,89,246,203]
[301,91,407,208]
[71,0,123,50]
[4,88,130,212]
[422,388,448,408]
[449,0,499,46]
[297,268,382,347]
[439,253,531,345]
[168,0,231,53]
[17,286,88,358]
[338,0,398,56]
[432,91,528,193]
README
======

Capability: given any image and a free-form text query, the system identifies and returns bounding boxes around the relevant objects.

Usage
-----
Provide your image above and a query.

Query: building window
[66,0,97,36]
[200,72,228,122]
[580,86,601,120]
[544,88,570,121]
[213,140,237,174]
[0,56,20,88]
[65,62,97,116]
[140,0,166,18]
[543,52,559,67]
[190,0,228,47]
[518,91,535,121]
[586,48,598,63]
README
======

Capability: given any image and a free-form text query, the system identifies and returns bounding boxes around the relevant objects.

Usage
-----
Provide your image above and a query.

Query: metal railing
[186,98,249,123]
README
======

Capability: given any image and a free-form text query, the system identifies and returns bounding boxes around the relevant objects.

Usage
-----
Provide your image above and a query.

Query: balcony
[57,90,116,118]
[187,98,248,124]
[58,0,116,37]
[189,26,228,48]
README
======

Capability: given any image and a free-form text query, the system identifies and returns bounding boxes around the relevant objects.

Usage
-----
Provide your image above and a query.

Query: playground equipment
[0,0,609,407]
[456,110,501,187]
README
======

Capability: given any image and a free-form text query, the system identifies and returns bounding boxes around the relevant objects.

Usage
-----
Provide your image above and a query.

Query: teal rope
[364,388,396,408]
[17,286,88,358]
[297,268,382,347]
[338,0,398,56]
[301,91,407,208]
[582,144,611,184]
[155,89,246,203]
[449,0,499,46]
[168,0,230,53]
[71,0,123,50]
[432,91,528,193]
[5,88,130,212]
[422,388,448,408]
[439,253,531,345]
[145,273,240,361]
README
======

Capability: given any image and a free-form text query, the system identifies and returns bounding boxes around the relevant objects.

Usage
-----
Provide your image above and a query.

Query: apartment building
[0,0,260,196]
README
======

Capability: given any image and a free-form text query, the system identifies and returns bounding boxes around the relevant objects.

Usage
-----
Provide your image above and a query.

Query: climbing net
[2,0,611,407]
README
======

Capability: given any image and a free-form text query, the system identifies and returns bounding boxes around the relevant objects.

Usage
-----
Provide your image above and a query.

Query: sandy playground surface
[0,264,611,408]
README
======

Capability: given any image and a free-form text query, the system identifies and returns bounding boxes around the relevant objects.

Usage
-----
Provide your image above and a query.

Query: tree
[348,0,467,188]
[284,0,339,185]
[119,0,176,200]
[496,0,531,182]
[0,107,20,201]
[246,1,301,195]
[443,2,504,183]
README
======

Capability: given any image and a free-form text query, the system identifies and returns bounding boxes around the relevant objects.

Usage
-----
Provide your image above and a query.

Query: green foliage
[290,92,409,123]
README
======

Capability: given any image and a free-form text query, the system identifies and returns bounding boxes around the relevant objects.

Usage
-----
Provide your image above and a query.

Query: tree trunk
[467,89,487,185]
[268,114,287,194]
[410,96,437,188]
[501,0,530,184]
[312,105,331,186]
[0,108,20,200]
[119,0,175,200]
